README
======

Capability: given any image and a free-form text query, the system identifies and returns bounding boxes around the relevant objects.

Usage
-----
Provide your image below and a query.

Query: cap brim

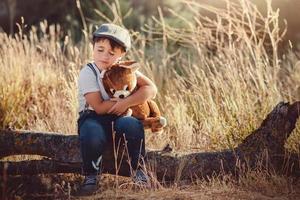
[93,33,127,51]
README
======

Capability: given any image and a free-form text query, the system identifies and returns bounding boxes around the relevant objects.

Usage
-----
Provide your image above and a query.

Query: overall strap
[83,63,99,112]
[87,63,97,79]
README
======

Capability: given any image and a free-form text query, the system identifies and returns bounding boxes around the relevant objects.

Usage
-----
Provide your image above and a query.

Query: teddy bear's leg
[141,118,155,129]
[151,116,167,133]
[142,117,167,133]
[122,108,132,117]
[158,116,167,127]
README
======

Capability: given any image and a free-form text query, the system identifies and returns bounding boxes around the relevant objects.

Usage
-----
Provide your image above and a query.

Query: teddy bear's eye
[110,89,116,94]
[123,85,129,91]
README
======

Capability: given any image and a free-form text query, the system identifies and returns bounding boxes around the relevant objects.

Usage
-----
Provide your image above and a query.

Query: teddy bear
[101,60,167,133]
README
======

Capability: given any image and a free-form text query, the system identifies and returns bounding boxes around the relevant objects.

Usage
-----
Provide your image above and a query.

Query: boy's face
[93,39,125,70]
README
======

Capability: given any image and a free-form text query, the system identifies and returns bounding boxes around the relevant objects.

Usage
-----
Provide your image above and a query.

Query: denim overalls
[77,64,145,175]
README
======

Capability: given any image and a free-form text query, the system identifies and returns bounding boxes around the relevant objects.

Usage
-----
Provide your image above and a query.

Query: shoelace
[83,175,97,185]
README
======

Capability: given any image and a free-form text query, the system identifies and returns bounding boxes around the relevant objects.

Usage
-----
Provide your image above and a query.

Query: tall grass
[0,0,299,152]
[0,21,86,134]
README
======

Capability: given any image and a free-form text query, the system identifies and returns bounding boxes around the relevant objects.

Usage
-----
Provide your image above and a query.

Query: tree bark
[0,101,299,181]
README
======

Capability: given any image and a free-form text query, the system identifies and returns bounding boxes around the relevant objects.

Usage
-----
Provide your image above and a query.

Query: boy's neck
[93,62,105,71]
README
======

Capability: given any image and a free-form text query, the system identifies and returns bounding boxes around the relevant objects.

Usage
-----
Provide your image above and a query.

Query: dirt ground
[1,173,300,200]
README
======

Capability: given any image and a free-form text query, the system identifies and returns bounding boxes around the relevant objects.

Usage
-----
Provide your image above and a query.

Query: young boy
[76,24,157,196]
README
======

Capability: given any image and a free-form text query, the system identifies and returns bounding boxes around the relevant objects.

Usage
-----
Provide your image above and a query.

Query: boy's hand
[108,98,129,116]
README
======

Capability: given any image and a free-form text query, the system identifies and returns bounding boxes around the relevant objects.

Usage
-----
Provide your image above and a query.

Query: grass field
[1,0,299,199]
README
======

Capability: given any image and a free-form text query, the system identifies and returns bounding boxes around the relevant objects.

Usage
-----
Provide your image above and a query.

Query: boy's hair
[92,36,126,53]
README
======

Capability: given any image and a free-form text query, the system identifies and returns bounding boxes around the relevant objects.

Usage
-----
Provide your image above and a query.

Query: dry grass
[2,172,299,199]
[1,0,299,151]
[1,0,300,199]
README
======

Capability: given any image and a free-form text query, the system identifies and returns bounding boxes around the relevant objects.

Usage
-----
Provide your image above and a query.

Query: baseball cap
[93,23,131,51]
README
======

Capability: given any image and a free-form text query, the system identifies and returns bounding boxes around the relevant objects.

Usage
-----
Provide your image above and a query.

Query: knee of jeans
[114,116,144,139]
[79,119,107,147]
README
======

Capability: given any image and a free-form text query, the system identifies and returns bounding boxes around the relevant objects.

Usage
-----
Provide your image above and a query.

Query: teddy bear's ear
[118,60,136,66]
[119,61,140,72]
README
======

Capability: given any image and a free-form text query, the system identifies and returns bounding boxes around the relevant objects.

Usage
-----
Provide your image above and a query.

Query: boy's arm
[85,92,116,115]
[79,66,116,115]
[107,74,157,115]
[124,73,157,106]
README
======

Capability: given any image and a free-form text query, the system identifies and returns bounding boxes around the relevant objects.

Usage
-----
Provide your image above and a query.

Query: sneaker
[74,174,98,196]
[132,169,150,187]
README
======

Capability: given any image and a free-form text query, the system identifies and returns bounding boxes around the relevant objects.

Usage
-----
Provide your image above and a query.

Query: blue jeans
[78,111,145,175]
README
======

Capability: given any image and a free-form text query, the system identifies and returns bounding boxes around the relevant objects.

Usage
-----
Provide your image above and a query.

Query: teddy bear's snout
[113,90,130,99]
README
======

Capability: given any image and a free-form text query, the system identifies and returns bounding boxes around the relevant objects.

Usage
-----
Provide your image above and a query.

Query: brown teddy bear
[102,61,167,133]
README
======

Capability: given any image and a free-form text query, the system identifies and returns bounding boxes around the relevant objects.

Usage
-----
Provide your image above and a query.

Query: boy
[76,24,157,196]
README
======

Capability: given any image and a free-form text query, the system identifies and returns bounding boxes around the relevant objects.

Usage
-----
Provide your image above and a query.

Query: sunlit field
[1,0,300,199]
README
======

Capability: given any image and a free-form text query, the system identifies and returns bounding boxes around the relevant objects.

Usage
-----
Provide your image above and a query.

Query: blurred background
[1,0,300,48]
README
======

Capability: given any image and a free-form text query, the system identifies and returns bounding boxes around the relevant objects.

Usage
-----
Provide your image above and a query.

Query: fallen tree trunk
[0,102,299,181]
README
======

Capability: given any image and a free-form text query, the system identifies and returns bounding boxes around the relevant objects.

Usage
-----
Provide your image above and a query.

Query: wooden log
[0,101,299,180]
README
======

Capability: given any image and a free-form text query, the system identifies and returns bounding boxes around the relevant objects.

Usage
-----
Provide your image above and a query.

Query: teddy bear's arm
[147,100,161,117]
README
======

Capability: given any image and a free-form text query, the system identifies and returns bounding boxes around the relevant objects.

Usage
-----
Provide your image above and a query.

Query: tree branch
[1,101,299,180]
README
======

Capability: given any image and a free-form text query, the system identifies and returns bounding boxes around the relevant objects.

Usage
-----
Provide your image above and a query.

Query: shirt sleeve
[78,66,100,96]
